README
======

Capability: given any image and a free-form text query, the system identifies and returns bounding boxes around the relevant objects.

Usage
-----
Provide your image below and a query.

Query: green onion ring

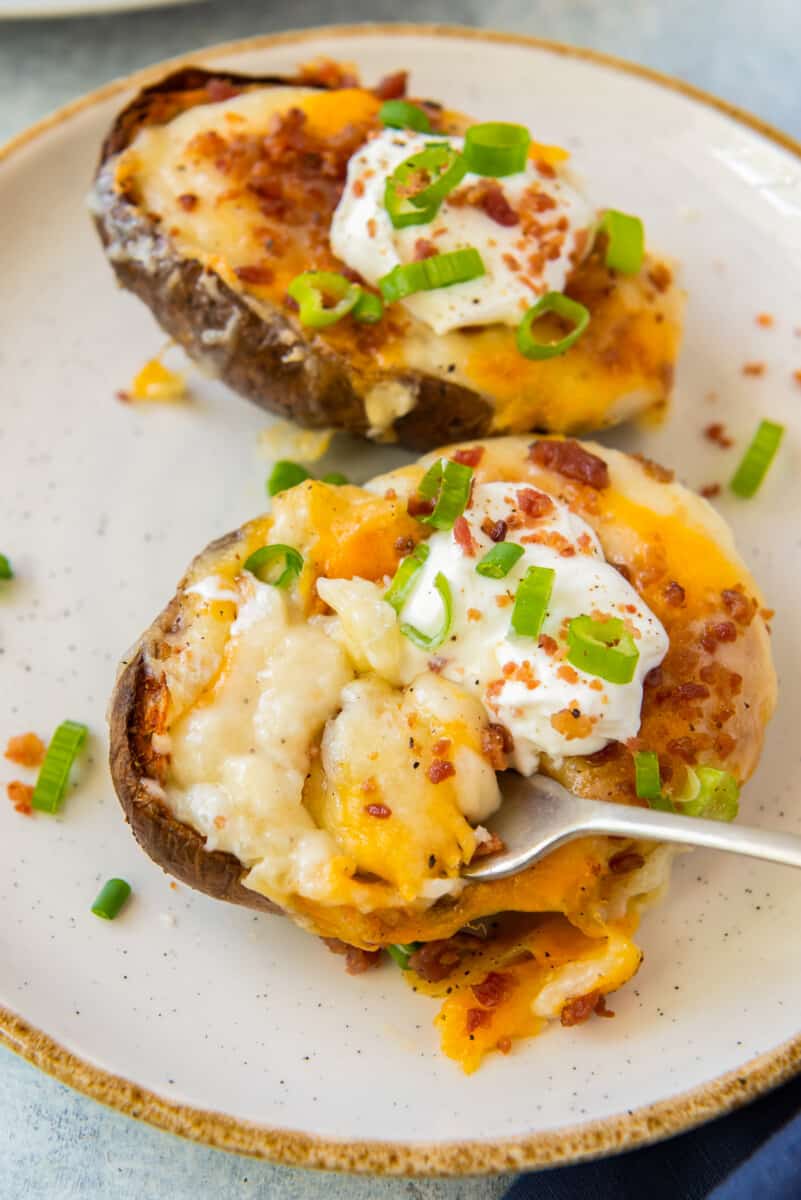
[91,878,132,920]
[400,571,453,650]
[379,100,432,133]
[510,565,555,638]
[566,615,640,685]
[243,544,304,588]
[0,553,12,580]
[352,290,384,324]
[31,720,88,814]
[267,460,311,497]
[386,942,421,969]
[321,471,349,486]
[676,766,740,822]
[384,144,468,230]
[463,122,531,177]
[379,248,485,303]
[384,542,430,612]
[476,542,524,579]
[416,458,474,531]
[516,292,591,360]
[597,209,645,275]
[633,749,671,810]
[730,419,784,499]
[287,271,361,328]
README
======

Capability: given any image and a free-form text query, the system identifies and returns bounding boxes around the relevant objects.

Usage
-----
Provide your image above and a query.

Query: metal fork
[463,773,801,882]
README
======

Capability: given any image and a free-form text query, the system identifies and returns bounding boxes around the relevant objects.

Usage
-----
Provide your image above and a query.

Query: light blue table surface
[1,2,799,1197]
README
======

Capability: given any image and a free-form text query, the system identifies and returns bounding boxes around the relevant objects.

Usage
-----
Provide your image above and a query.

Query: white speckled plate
[2,24,801,1177]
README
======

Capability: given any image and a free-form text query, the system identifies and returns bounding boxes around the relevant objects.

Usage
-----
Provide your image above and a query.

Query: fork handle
[579,801,801,869]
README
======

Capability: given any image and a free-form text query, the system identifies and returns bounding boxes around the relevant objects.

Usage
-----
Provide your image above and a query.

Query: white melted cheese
[330,128,593,335]
[321,479,668,772]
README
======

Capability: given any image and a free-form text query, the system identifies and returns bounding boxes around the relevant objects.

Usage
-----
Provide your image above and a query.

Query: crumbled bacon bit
[529,439,609,489]
[700,483,721,499]
[647,263,672,292]
[466,1007,492,1034]
[365,802,392,818]
[373,70,407,99]
[595,995,615,1018]
[535,159,556,179]
[722,587,757,626]
[7,781,33,816]
[700,620,737,652]
[407,493,435,517]
[560,990,601,1027]
[235,264,275,286]
[353,178,365,197]
[634,453,674,483]
[467,607,482,621]
[794,369,801,387]
[557,664,579,684]
[472,830,506,859]
[756,313,774,328]
[668,736,699,765]
[451,446,485,468]
[432,738,452,757]
[427,760,456,784]
[5,732,46,767]
[497,1036,512,1055]
[408,940,462,982]
[213,815,226,829]
[538,634,558,655]
[453,515,477,557]
[703,423,733,449]
[517,488,555,519]
[177,192,198,211]
[742,361,766,377]
[394,535,415,556]
[479,183,519,227]
[481,722,514,768]
[663,581,686,607]
[482,518,507,542]
[323,938,382,975]
[205,78,240,103]
[413,238,436,260]
[297,58,359,89]
[427,655,447,673]
[472,971,515,1008]
[367,217,377,238]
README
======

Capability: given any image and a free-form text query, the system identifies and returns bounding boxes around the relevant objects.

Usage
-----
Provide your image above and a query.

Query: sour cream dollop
[397,479,669,772]
[330,128,594,336]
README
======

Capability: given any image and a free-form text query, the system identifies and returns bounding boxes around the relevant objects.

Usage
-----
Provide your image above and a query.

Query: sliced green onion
[476,542,524,579]
[379,248,485,303]
[676,766,739,822]
[287,271,360,328]
[633,750,665,805]
[31,720,88,814]
[386,942,421,969]
[379,100,432,133]
[384,542,430,612]
[464,122,531,177]
[268,460,311,496]
[352,290,384,324]
[243,544,303,588]
[730,419,784,498]
[516,292,590,360]
[597,209,645,275]
[566,615,640,685]
[416,458,474,531]
[0,554,12,580]
[321,471,349,486]
[510,565,555,639]
[384,145,468,230]
[91,878,132,920]
[400,571,452,650]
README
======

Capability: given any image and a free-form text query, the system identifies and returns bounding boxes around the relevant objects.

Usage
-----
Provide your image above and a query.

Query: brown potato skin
[108,528,281,916]
[92,67,494,450]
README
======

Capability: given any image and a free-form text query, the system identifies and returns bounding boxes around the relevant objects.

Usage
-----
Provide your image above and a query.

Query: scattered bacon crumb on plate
[4,732,46,768]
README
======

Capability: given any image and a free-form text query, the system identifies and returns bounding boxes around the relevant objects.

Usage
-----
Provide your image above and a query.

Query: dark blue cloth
[505,1071,801,1200]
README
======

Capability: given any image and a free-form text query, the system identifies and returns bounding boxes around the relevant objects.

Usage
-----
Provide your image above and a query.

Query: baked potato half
[92,65,683,448]
[109,436,775,1071]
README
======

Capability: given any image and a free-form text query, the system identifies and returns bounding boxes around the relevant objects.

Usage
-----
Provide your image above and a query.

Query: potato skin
[92,67,494,450]
[108,529,281,916]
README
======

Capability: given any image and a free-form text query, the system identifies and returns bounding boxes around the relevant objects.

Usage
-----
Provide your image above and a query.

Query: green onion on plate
[0,554,12,580]
[379,248,485,303]
[463,122,531,177]
[566,615,640,685]
[476,542,524,579]
[384,542,430,612]
[400,571,453,650]
[267,460,311,496]
[416,458,474,531]
[31,720,88,814]
[516,292,590,360]
[243,544,304,588]
[597,209,645,275]
[91,878,132,920]
[676,766,739,822]
[730,419,784,498]
[510,565,555,639]
[287,271,361,328]
[378,100,432,133]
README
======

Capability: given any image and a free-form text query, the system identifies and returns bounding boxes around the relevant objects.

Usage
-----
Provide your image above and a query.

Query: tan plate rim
[2,21,800,1177]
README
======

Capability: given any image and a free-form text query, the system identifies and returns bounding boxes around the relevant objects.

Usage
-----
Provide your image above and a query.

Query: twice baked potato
[92,65,683,448]
[109,435,775,1071]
